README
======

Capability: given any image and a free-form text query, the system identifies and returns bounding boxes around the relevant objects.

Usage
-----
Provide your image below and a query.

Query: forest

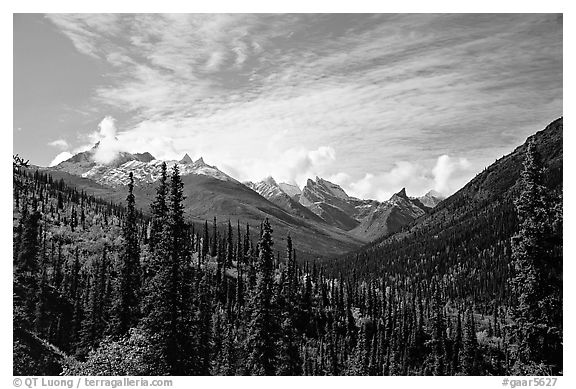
[12,137,562,376]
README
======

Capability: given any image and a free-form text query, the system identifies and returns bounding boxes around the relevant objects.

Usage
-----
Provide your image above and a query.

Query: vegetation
[12,123,562,376]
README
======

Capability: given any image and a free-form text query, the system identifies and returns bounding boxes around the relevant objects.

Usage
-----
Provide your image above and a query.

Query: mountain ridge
[50,142,443,243]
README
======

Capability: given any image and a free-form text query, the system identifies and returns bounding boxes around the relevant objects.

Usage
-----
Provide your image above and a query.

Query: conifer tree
[226,220,233,268]
[430,289,446,375]
[149,162,168,252]
[202,220,209,260]
[16,208,41,276]
[511,140,562,372]
[461,308,479,375]
[142,164,195,374]
[111,172,141,336]
[245,218,277,375]
[277,235,302,375]
[212,217,217,257]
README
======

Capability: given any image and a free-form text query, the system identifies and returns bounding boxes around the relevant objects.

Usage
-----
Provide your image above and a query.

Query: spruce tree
[142,164,195,374]
[277,234,302,375]
[111,172,141,336]
[461,308,479,375]
[211,217,217,257]
[149,162,168,252]
[225,220,233,268]
[202,220,209,260]
[511,140,562,372]
[245,218,277,375]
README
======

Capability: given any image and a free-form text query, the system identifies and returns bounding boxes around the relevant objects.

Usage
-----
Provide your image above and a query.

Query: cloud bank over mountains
[49,116,473,200]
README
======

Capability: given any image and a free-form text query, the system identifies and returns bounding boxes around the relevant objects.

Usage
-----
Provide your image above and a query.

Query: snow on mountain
[244,177,325,223]
[299,177,376,230]
[316,177,350,200]
[244,176,285,199]
[278,182,302,200]
[53,146,236,187]
[298,178,430,238]
[51,142,437,241]
[300,177,352,208]
[417,190,445,208]
[349,188,427,240]
[82,157,237,187]
[388,188,428,218]
[179,153,194,164]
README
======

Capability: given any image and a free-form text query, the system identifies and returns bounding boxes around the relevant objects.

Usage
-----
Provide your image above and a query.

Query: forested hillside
[326,118,563,374]
[12,118,562,376]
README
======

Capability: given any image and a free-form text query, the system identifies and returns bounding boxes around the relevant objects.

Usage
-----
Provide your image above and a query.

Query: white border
[3,2,573,388]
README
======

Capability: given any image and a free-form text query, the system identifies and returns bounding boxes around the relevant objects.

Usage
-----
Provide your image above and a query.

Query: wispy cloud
[48,139,69,149]
[44,14,562,200]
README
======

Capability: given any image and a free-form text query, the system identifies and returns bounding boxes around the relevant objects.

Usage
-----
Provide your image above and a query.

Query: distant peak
[195,157,206,165]
[279,182,302,197]
[394,187,409,200]
[180,153,193,164]
[262,176,278,187]
[134,152,155,163]
[425,189,443,198]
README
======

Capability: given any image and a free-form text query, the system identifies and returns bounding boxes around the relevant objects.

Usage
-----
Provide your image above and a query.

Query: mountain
[245,177,323,223]
[179,153,194,164]
[45,141,446,250]
[42,148,364,257]
[53,142,156,176]
[299,177,366,230]
[54,148,238,187]
[417,190,444,208]
[349,188,427,241]
[298,177,431,240]
[330,117,563,281]
[278,182,302,200]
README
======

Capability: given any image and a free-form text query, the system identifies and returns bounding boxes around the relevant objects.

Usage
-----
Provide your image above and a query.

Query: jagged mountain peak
[278,182,302,199]
[418,189,445,208]
[180,153,193,164]
[262,176,278,187]
[245,177,288,203]
[425,189,442,197]
[304,176,350,201]
[52,146,236,187]
[393,187,408,200]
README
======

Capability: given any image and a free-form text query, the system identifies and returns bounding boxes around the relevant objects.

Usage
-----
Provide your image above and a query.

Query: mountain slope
[417,190,444,208]
[245,177,324,223]
[298,177,431,238]
[350,188,427,241]
[329,117,563,289]
[278,182,302,200]
[40,166,364,257]
[299,177,368,230]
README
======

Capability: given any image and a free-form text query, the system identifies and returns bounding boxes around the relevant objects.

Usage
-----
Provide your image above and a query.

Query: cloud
[214,145,338,189]
[48,116,125,166]
[339,161,430,201]
[89,116,123,164]
[432,155,473,195]
[329,155,475,201]
[49,151,73,167]
[42,14,561,190]
[48,139,69,149]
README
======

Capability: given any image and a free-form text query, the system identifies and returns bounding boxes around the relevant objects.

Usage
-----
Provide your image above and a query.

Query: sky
[13,13,562,200]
